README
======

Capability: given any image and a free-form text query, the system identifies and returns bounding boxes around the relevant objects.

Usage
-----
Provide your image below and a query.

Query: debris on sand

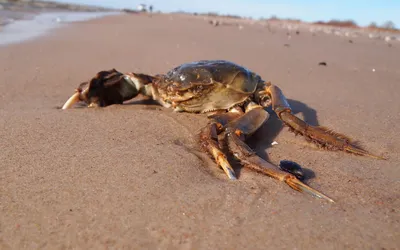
[209,20,220,26]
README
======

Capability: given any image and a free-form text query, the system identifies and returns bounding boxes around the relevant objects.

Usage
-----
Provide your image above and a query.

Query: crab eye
[260,95,272,107]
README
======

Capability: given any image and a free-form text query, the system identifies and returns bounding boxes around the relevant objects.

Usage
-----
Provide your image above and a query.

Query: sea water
[0,11,119,46]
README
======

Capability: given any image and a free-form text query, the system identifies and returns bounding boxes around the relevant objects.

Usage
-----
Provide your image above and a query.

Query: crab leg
[224,107,334,202]
[263,82,385,159]
[199,122,237,180]
[61,69,156,109]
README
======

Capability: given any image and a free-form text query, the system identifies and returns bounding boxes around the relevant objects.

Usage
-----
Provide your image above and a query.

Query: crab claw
[61,87,89,109]
[61,69,152,109]
[61,91,81,110]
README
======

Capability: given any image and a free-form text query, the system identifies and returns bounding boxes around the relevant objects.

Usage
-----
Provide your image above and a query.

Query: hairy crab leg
[199,122,237,180]
[262,82,385,160]
[224,106,334,202]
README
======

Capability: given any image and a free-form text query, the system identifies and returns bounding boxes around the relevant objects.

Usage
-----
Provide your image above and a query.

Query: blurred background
[0,0,399,46]
[50,0,400,27]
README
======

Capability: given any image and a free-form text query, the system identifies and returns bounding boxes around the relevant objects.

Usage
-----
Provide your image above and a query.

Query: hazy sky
[54,0,399,27]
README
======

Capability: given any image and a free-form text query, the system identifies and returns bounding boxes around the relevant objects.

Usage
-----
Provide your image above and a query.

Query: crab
[61,60,384,202]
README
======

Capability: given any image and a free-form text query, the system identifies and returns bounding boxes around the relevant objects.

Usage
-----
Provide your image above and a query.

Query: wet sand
[0,11,118,46]
[0,13,399,249]
[0,0,116,45]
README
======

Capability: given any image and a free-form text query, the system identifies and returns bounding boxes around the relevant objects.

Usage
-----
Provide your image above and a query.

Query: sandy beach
[0,13,399,249]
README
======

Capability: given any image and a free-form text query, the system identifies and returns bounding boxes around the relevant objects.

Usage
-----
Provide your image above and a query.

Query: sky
[54,0,400,27]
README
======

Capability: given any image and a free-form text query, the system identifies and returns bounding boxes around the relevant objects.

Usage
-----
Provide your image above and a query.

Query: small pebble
[279,160,304,180]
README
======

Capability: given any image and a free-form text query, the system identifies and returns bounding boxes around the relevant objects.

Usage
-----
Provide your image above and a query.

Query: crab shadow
[239,99,319,181]
[125,98,161,107]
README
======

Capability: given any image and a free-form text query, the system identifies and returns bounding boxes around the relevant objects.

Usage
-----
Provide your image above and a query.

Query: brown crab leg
[199,122,237,180]
[263,82,385,160]
[224,107,335,202]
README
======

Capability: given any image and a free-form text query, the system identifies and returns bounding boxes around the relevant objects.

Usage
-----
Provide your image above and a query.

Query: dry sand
[0,13,399,249]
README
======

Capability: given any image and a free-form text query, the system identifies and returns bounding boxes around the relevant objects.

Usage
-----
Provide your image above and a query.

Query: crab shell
[153,60,265,113]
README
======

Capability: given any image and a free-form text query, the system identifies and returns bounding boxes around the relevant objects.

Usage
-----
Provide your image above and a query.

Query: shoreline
[0,11,121,46]
[0,0,119,46]
[3,11,398,48]
[1,0,399,46]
